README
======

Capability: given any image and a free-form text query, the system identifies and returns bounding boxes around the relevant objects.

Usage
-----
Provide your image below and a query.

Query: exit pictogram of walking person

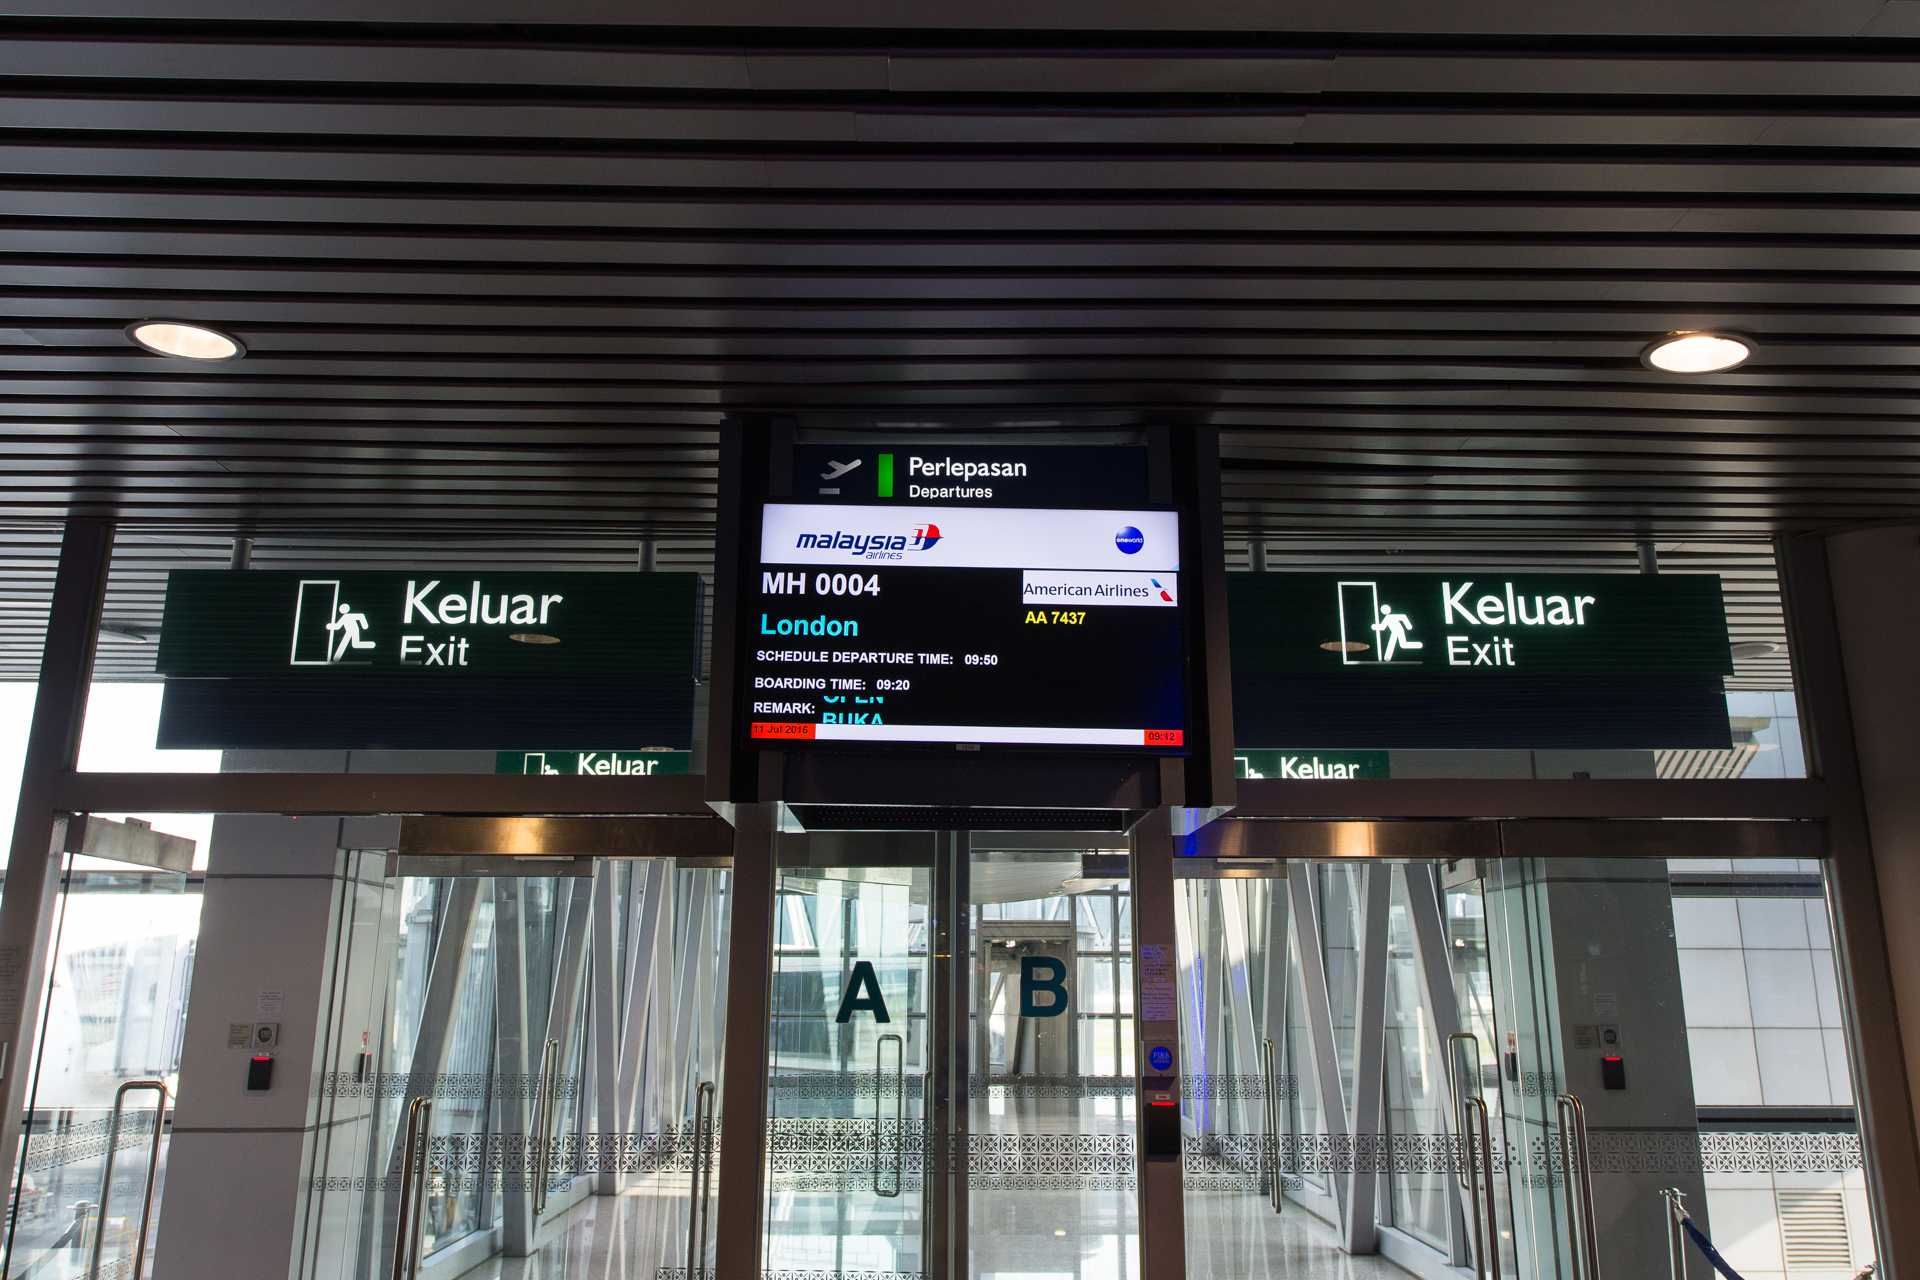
[1373,602,1423,662]
[326,601,376,661]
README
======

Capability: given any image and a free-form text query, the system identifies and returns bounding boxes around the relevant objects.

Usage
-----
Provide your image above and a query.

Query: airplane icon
[821,459,863,480]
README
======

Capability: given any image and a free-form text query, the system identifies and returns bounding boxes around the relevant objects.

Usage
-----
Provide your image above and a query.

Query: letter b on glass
[1020,955,1069,1018]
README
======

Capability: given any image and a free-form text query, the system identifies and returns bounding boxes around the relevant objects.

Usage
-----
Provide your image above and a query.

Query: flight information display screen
[743,503,1187,751]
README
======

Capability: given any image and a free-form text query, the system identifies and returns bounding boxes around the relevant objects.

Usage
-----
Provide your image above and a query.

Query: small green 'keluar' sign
[1229,573,1731,676]
[494,751,690,776]
[156,571,701,677]
[1236,750,1389,780]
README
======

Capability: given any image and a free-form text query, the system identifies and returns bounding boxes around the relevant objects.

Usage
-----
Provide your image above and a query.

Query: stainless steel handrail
[532,1037,561,1215]
[1260,1036,1283,1213]
[1557,1093,1601,1280]
[875,1033,904,1198]
[1446,1032,1483,1193]
[1463,1094,1501,1280]
[684,1080,717,1280]
[389,1096,433,1280]
[1662,1187,1690,1280]
[87,1078,168,1280]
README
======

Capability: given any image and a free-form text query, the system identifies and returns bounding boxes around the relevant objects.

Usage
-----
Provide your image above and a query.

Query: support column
[1131,808,1187,1280]
[1344,866,1391,1255]
[925,830,968,1280]
[0,519,112,1201]
[713,809,775,1280]
[494,878,537,1256]
[1402,865,1472,1268]
[152,815,383,1280]
[591,860,623,1195]
[1790,528,1920,1278]
[1287,861,1351,1234]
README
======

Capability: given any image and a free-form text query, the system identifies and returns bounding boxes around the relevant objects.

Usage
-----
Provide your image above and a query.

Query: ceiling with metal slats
[0,2,1914,678]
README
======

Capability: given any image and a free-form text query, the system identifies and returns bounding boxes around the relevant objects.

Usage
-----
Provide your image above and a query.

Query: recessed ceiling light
[1729,641,1779,659]
[510,632,560,645]
[1642,332,1751,374]
[125,320,244,361]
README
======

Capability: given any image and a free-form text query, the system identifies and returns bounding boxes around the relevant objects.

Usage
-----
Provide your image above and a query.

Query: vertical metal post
[1345,865,1392,1255]
[713,811,775,1280]
[1218,882,1261,1140]
[1286,862,1351,1233]
[591,860,622,1195]
[1131,808,1187,1280]
[492,878,536,1256]
[1405,865,1475,1268]
[925,829,968,1280]
[0,519,112,1240]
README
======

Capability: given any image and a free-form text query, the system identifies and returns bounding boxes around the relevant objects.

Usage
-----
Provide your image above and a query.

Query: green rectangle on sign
[1237,750,1389,780]
[157,571,701,677]
[495,751,689,776]
[877,452,894,497]
[1228,573,1731,676]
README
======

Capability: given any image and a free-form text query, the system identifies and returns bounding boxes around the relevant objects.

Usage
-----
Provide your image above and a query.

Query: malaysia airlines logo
[794,523,944,556]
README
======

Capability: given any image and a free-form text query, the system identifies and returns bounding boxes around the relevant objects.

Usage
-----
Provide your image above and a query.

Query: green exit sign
[495,751,690,776]
[157,570,701,677]
[1229,573,1731,676]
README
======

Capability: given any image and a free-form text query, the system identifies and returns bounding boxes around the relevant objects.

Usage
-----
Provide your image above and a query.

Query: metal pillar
[606,859,669,1193]
[591,861,622,1195]
[1401,864,1474,1268]
[0,519,112,1225]
[1344,866,1392,1255]
[1219,882,1262,1138]
[924,830,969,1280]
[534,876,593,1220]
[1132,808,1187,1280]
[1286,861,1350,1233]
[713,811,776,1280]
[671,870,712,1112]
[493,878,537,1256]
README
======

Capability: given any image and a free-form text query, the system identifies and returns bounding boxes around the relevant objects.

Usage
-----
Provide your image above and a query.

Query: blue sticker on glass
[1148,1045,1174,1072]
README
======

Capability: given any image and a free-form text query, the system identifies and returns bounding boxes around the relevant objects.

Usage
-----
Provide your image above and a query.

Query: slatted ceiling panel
[0,7,1907,673]
[1227,539,1792,691]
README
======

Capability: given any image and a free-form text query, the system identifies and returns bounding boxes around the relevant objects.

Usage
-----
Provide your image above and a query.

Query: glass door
[763,854,931,1280]
[2,858,200,1280]
[297,856,596,1280]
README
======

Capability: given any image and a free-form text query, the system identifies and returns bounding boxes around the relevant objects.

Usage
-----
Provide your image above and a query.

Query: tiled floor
[447,1182,1423,1280]
[1186,1192,1420,1280]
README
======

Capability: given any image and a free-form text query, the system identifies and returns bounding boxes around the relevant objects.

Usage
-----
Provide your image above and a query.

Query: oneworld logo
[1115,526,1145,555]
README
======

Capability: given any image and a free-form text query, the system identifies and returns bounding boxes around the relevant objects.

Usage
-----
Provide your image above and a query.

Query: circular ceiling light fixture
[1641,332,1751,374]
[125,319,244,361]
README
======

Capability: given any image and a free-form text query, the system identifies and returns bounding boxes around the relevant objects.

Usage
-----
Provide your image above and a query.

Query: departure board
[743,503,1187,751]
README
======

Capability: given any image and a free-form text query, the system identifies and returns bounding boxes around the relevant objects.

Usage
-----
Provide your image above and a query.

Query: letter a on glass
[834,959,891,1023]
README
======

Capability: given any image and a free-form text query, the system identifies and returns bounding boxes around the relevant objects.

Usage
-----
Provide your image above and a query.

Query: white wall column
[152,812,397,1280]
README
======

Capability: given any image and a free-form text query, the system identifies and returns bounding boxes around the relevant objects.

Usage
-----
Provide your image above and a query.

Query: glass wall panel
[2,860,199,1280]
